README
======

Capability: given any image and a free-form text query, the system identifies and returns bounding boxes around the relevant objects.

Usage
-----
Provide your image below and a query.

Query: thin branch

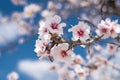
[100,0,105,19]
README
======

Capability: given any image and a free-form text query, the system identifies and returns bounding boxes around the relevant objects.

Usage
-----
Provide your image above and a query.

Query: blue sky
[0,35,37,80]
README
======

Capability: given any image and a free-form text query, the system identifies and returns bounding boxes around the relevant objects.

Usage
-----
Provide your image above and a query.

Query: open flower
[51,43,74,64]
[110,20,120,38]
[96,18,120,39]
[38,20,51,42]
[34,39,48,57]
[106,44,118,54]
[96,18,111,39]
[45,15,66,35]
[68,22,90,42]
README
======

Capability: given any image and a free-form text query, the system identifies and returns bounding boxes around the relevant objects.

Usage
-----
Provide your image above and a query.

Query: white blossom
[73,64,89,80]
[11,0,26,5]
[106,44,118,54]
[72,55,85,65]
[41,10,56,18]
[96,18,120,39]
[38,20,51,42]
[47,1,56,10]
[110,20,120,38]
[17,21,30,35]
[57,66,75,80]
[7,72,19,80]
[23,4,41,18]
[68,22,90,42]
[80,1,90,7]
[34,39,48,57]
[88,55,108,67]
[46,15,66,35]
[51,43,74,64]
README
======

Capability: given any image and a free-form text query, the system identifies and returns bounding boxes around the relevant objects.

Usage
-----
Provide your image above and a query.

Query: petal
[105,18,111,23]
[96,29,101,35]
[72,36,79,41]
[114,25,120,33]
[58,23,66,27]
[59,43,69,50]
[53,15,61,23]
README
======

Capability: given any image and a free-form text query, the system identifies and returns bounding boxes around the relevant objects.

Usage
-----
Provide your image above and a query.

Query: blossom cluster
[34,15,73,63]
[4,0,120,52]
[96,18,120,39]
[3,0,120,80]
[34,14,120,80]
[3,0,119,52]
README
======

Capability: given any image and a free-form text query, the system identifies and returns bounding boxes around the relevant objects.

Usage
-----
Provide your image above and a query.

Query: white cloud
[18,60,58,80]
[0,17,29,46]
[0,21,19,44]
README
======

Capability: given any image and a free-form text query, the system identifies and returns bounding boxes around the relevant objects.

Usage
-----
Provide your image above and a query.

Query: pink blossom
[110,20,120,38]
[96,18,120,39]
[68,22,90,42]
[51,43,74,64]
[107,44,118,54]
[34,39,48,57]
[23,4,41,18]
[46,15,66,35]
[38,20,51,42]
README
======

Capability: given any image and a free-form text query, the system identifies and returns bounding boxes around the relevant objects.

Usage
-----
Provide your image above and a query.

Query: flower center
[44,28,48,32]
[61,50,67,57]
[110,29,114,34]
[109,45,113,50]
[101,28,107,33]
[77,29,84,37]
[51,23,58,29]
